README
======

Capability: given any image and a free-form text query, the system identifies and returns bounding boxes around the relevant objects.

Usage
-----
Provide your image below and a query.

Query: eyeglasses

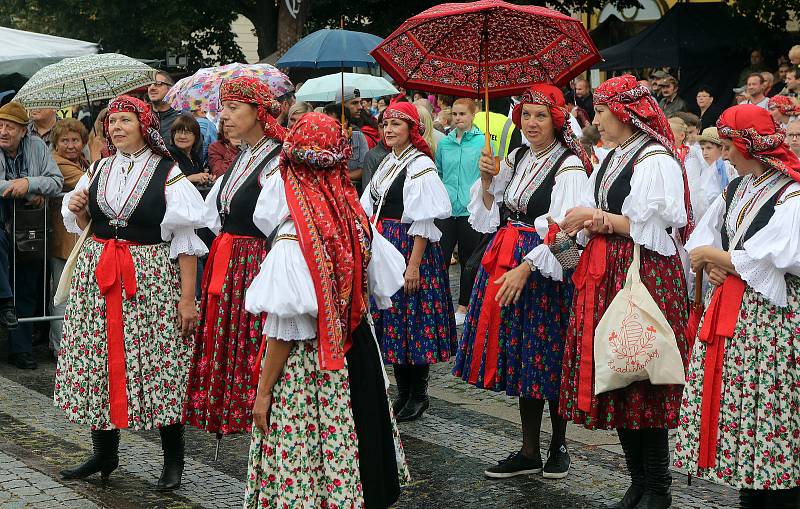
[787,133,800,138]
[174,129,195,136]
[151,81,171,87]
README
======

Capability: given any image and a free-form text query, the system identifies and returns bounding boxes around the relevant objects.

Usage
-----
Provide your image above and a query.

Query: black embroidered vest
[721,176,793,251]
[594,141,658,214]
[216,147,280,237]
[500,146,571,225]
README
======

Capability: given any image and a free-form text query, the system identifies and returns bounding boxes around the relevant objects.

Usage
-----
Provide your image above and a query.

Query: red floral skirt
[183,236,269,435]
[558,235,689,430]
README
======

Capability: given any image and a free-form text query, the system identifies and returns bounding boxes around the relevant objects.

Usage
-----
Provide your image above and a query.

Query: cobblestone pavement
[0,266,739,508]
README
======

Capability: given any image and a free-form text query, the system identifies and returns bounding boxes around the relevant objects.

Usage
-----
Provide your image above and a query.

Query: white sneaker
[455,311,466,326]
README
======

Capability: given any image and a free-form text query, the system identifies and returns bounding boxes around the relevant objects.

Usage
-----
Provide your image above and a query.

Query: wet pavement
[0,265,740,508]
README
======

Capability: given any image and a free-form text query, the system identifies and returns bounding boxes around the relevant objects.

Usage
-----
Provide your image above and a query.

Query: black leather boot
[61,429,120,482]
[396,364,430,422]
[609,429,645,509]
[157,423,185,490]
[764,487,799,509]
[739,489,766,509]
[391,364,411,415]
[637,429,672,509]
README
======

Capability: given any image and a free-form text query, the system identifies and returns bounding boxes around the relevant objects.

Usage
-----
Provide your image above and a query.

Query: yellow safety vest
[473,111,516,159]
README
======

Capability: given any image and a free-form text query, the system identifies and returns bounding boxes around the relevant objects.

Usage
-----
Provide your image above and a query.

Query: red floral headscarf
[512,84,592,172]
[717,104,800,183]
[281,112,371,371]
[383,102,433,160]
[219,76,287,142]
[768,95,800,118]
[103,95,171,159]
[594,74,694,242]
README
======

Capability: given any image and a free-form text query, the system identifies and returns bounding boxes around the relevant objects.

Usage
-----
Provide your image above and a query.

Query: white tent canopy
[0,26,98,79]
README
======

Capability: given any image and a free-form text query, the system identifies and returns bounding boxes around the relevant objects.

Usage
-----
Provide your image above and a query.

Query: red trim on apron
[94,236,140,429]
[468,223,536,388]
[572,235,607,413]
[697,275,745,468]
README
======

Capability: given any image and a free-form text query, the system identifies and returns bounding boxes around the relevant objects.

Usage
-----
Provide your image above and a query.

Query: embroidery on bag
[607,298,660,374]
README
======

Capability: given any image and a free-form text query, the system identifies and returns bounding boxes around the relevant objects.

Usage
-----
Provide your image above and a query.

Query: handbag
[593,244,685,395]
[9,200,51,262]
[544,216,581,270]
[53,220,91,306]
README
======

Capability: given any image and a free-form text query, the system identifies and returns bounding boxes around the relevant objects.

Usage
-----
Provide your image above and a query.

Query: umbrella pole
[214,432,222,461]
[481,27,499,174]
[82,79,97,136]
[341,69,346,133]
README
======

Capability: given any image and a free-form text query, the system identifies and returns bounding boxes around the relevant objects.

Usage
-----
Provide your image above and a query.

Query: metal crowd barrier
[11,194,65,324]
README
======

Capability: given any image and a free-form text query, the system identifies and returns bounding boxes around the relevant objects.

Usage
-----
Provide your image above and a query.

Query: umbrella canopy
[295,72,398,103]
[371,0,602,98]
[276,29,384,69]
[164,63,293,113]
[14,53,156,109]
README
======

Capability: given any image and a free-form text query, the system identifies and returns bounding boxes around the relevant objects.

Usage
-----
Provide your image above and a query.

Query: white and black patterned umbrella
[14,53,157,109]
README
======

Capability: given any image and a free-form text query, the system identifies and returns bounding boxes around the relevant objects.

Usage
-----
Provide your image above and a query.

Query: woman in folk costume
[452,85,590,480]
[673,105,800,509]
[55,95,208,489]
[768,95,800,129]
[362,102,457,422]
[558,75,691,509]
[243,112,409,509]
[183,76,287,438]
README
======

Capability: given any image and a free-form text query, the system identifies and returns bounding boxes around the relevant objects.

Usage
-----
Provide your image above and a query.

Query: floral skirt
[184,236,269,435]
[558,236,689,430]
[372,220,457,365]
[243,322,408,509]
[674,277,800,490]
[453,229,573,400]
[54,238,192,430]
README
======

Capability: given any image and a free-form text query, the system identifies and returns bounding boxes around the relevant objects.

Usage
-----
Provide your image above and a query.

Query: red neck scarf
[383,102,433,160]
[104,95,171,159]
[594,74,694,242]
[717,104,800,183]
[281,112,372,370]
[512,84,592,172]
[220,76,287,143]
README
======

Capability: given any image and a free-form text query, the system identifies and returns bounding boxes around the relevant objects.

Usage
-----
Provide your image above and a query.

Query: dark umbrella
[686,272,704,352]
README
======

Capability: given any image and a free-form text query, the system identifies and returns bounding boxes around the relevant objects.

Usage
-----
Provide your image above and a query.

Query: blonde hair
[413,98,433,115]
[668,116,688,135]
[287,101,313,118]
[452,98,478,114]
[415,104,437,154]
[790,45,800,61]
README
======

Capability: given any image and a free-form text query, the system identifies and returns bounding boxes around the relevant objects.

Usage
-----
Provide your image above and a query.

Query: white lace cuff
[263,314,317,341]
[629,219,676,257]
[524,243,563,281]
[731,250,787,307]
[407,219,442,242]
[169,229,209,258]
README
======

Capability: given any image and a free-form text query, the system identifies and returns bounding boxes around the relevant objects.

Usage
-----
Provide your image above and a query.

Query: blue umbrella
[276,29,383,69]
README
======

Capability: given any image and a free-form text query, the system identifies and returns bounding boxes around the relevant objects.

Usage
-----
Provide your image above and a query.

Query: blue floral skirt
[372,220,457,366]
[452,229,573,400]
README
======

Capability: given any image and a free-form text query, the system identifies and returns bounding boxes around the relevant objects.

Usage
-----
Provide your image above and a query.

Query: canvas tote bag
[593,244,685,395]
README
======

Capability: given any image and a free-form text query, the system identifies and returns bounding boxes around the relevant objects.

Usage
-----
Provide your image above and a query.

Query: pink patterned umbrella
[165,63,293,112]
[370,0,601,98]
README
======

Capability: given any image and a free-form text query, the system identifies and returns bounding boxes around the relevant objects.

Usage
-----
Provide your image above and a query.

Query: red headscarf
[768,95,800,118]
[219,76,287,142]
[383,102,433,160]
[104,95,171,159]
[717,104,800,183]
[512,84,592,172]
[281,112,372,371]
[594,74,694,242]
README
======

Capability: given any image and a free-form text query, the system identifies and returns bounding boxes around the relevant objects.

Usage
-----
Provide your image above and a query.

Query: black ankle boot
[392,364,411,415]
[61,429,120,482]
[157,423,185,490]
[637,429,672,509]
[764,487,799,509]
[610,429,645,509]
[739,488,766,509]
[396,364,430,422]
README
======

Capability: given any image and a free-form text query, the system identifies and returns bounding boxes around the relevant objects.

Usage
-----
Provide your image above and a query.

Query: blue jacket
[435,126,485,217]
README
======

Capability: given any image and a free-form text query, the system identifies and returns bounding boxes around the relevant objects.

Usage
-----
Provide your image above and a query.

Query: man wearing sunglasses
[147,71,180,141]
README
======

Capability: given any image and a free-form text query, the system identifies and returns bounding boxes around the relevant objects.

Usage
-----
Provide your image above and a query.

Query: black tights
[519,398,567,460]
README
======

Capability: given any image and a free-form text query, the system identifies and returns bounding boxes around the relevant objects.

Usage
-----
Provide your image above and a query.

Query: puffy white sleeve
[467,147,517,234]
[731,185,800,306]
[525,158,588,281]
[62,173,91,234]
[575,165,600,247]
[201,177,223,235]
[252,168,289,238]
[368,223,406,309]
[245,219,317,341]
[161,166,209,258]
[360,183,375,217]
[621,148,687,256]
[402,157,451,241]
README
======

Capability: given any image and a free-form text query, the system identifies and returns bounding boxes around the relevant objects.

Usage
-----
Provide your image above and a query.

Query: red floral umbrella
[370,0,602,99]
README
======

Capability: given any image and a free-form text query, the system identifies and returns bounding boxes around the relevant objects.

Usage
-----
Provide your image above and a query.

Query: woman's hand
[404,263,421,294]
[494,262,532,307]
[703,263,730,287]
[479,148,497,185]
[689,246,718,274]
[252,392,273,434]
[68,188,89,216]
[562,207,597,235]
[187,172,212,185]
[177,296,198,338]
[583,209,614,235]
